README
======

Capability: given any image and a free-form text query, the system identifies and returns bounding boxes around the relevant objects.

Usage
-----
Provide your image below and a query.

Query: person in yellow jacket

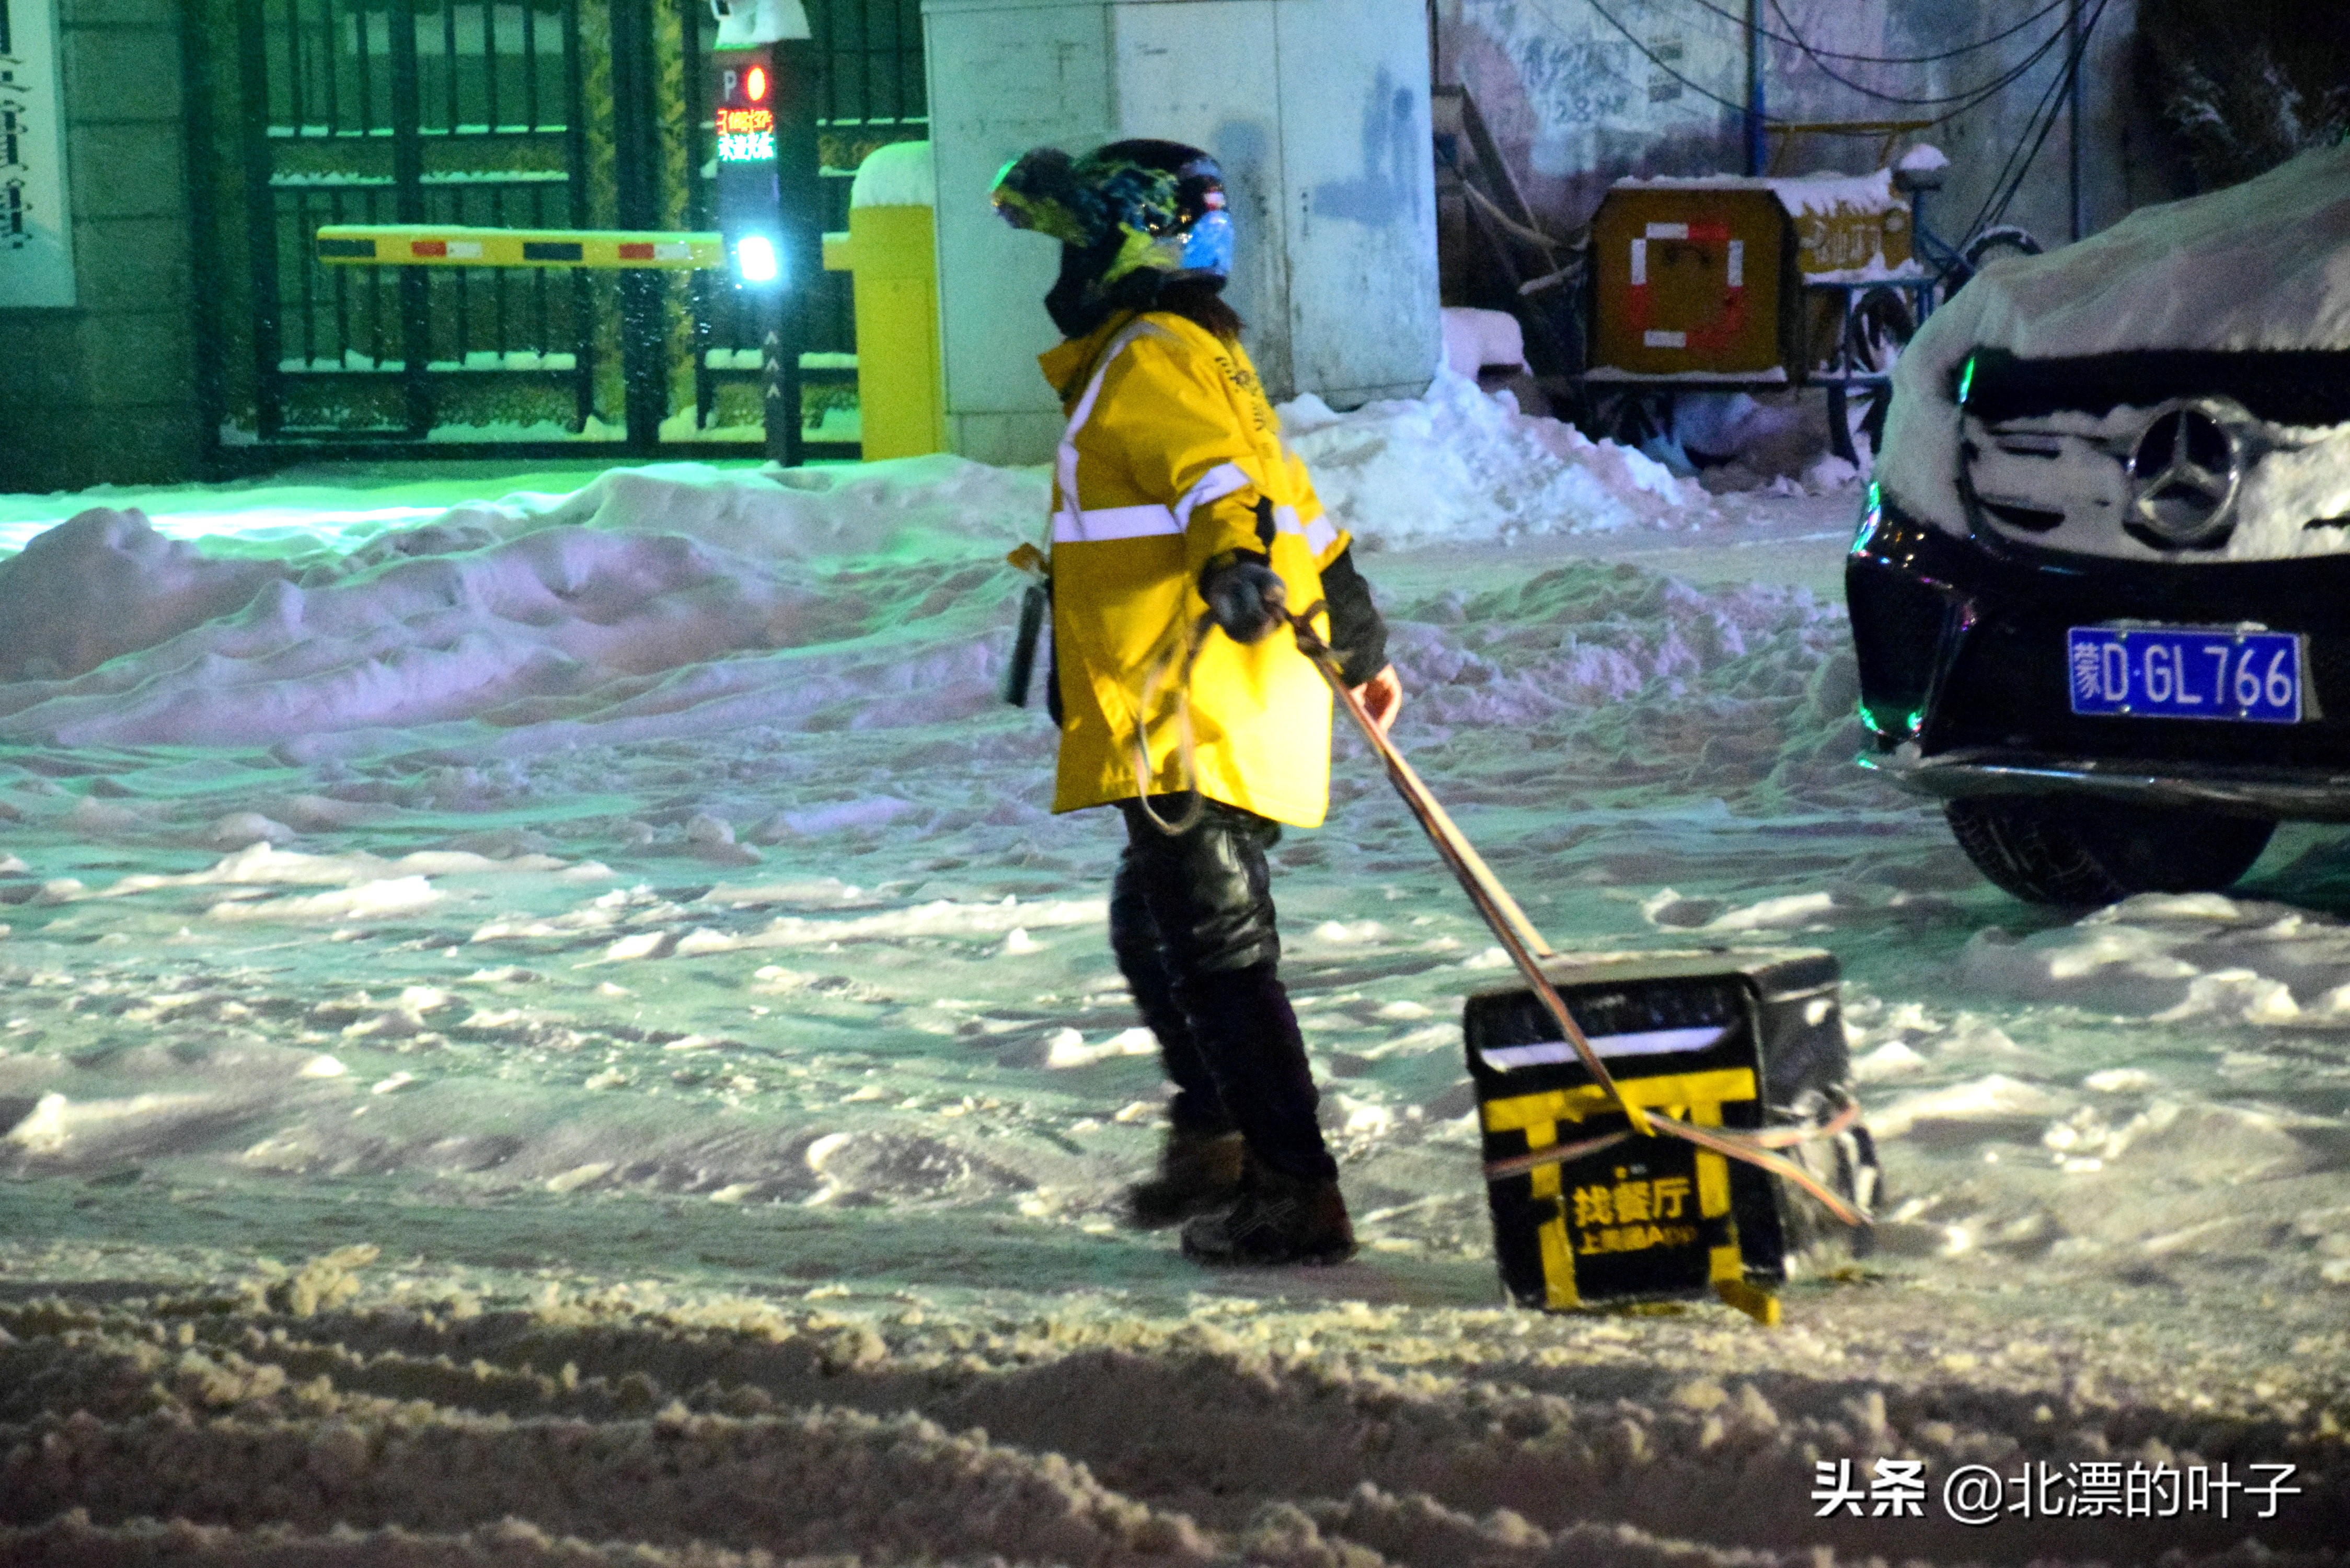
[993,140,1402,1265]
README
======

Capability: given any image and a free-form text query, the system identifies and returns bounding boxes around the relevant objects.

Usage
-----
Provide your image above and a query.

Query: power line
[1671,0,2072,68]
[1576,0,1787,122]
[1551,0,2083,163]
[1770,17,2076,134]
[1553,0,2111,252]
[1908,17,2094,132]
[1764,0,2073,107]
[1966,0,2108,238]
[1942,0,2104,251]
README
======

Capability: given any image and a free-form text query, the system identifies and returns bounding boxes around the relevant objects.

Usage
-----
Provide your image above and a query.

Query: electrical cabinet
[922,0,1440,464]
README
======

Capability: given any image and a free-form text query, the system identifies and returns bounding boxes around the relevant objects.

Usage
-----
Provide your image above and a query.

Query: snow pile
[1281,370,1712,545]
[1385,564,1845,737]
[0,508,292,682]
[489,453,1039,561]
[1961,891,2350,1025]
[0,488,479,561]
[0,380,1735,759]
[0,459,1040,756]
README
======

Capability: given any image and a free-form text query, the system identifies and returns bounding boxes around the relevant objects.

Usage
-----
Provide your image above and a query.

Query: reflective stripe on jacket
[1040,309,1350,828]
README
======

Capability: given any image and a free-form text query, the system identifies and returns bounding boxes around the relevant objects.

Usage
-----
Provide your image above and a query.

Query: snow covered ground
[0,384,2342,1566]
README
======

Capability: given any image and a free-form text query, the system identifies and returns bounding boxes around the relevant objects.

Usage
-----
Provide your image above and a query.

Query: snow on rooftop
[1615,165,1905,219]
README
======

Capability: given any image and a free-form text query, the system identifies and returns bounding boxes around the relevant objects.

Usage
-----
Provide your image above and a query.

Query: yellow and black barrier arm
[315,225,724,271]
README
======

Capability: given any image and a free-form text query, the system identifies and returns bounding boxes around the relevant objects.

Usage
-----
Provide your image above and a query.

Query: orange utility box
[1588,171,1915,381]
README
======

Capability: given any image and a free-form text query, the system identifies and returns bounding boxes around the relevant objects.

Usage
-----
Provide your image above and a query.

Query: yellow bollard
[822,141,944,460]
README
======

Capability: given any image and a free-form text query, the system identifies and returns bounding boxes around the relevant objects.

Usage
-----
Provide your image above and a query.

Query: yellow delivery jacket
[1039,310,1350,828]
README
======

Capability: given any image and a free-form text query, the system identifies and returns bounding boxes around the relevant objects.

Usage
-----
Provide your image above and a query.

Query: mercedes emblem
[2126,398,2245,548]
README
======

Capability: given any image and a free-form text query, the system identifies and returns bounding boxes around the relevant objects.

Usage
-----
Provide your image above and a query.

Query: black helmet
[992,139,1232,337]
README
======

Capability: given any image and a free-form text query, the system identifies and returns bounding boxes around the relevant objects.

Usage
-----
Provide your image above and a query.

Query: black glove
[1201,555,1287,644]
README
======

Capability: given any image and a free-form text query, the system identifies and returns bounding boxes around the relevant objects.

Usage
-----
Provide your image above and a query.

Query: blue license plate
[2067,627,2303,723]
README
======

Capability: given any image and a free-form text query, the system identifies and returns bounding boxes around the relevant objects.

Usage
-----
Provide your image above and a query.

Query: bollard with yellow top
[821,141,944,460]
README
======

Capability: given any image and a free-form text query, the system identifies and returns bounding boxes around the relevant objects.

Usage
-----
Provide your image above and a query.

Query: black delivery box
[1463,948,1876,1315]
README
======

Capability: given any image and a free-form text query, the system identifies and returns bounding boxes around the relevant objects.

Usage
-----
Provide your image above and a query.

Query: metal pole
[182,0,228,468]
[763,38,816,468]
[388,0,432,437]
[234,0,286,441]
[762,295,803,466]
[563,0,593,433]
[680,0,715,433]
[610,0,666,454]
[2067,0,2085,241]
[1745,0,1765,177]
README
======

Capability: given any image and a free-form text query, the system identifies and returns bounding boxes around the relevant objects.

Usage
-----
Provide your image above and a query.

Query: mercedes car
[1847,143,2350,904]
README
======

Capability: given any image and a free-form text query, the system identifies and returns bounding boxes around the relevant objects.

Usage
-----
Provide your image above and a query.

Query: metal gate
[189,0,923,460]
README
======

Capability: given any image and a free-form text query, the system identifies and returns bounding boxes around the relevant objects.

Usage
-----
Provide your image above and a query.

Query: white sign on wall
[1461,0,1738,180]
[0,0,75,308]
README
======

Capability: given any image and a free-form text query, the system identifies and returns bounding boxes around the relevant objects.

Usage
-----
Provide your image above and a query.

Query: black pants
[1110,795,1337,1183]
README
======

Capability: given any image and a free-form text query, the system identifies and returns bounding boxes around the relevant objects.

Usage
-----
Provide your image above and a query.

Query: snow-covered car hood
[1876,142,2350,557]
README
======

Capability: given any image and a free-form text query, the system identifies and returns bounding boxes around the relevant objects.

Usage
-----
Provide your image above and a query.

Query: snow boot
[1125,1126,1246,1229]
[1179,1162,1356,1266]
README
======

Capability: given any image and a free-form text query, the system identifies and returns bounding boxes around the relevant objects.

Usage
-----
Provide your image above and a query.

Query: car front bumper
[1847,495,2350,820]
[1860,745,2350,821]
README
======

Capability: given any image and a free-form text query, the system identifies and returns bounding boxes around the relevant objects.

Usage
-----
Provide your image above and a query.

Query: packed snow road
[0,403,2342,1565]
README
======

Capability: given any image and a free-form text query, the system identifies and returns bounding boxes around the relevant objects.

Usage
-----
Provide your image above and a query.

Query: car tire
[1944,798,2275,907]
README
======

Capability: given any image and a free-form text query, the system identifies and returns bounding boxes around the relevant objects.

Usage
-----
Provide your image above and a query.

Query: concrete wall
[924,0,1439,466]
[1441,0,2184,257]
[0,0,202,494]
